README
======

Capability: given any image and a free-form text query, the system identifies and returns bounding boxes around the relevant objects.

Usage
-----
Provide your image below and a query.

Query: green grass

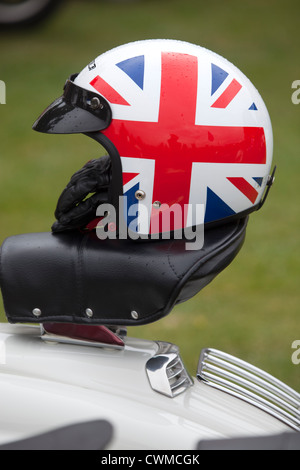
[0,0,299,389]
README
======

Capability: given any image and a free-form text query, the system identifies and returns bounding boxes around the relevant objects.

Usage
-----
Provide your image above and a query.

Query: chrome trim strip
[146,342,193,398]
[41,333,124,350]
[40,325,125,350]
[197,348,300,431]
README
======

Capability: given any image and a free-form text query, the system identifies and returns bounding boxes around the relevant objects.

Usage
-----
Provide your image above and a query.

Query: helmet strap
[84,131,124,234]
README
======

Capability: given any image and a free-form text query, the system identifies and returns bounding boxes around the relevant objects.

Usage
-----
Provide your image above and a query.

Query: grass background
[0,0,299,389]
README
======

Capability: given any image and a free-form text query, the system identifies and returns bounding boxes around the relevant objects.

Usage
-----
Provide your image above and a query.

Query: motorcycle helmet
[33,39,274,238]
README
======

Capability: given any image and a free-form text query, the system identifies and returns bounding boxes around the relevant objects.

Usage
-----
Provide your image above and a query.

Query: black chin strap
[83,132,124,231]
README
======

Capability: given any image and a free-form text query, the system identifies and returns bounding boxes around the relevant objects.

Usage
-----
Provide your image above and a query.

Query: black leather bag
[0,218,247,326]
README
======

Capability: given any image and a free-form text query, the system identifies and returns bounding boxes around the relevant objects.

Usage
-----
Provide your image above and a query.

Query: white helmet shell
[34,39,274,235]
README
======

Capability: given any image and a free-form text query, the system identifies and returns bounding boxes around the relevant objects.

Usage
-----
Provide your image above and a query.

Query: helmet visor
[33,74,112,134]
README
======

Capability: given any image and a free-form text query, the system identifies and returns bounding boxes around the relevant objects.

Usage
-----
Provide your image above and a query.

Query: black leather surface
[0,218,247,326]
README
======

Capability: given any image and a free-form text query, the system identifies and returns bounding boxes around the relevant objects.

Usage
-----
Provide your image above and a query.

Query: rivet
[153,201,161,208]
[135,190,146,200]
[90,97,102,110]
[32,308,42,317]
[85,308,93,318]
[131,310,139,320]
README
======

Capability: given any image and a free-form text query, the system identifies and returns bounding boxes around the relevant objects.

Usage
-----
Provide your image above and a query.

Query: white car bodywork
[0,322,298,450]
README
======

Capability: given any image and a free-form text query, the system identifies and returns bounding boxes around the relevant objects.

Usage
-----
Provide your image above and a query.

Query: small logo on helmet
[88,60,96,71]
[0,80,6,104]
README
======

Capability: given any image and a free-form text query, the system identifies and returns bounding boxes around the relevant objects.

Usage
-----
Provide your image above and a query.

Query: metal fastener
[135,190,146,200]
[32,308,42,317]
[90,97,102,110]
[153,201,161,208]
[267,173,275,186]
[131,310,139,320]
[85,308,94,318]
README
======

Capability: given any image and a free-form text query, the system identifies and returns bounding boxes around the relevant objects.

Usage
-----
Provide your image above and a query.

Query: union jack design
[87,43,270,234]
